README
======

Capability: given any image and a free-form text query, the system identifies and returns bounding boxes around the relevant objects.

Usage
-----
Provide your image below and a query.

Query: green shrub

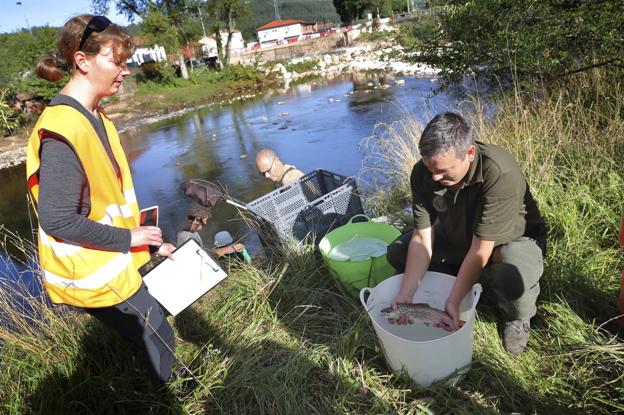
[285,60,318,74]
[0,89,21,137]
[219,64,263,83]
[395,16,438,48]
[357,28,395,43]
[135,61,178,85]
[15,74,67,101]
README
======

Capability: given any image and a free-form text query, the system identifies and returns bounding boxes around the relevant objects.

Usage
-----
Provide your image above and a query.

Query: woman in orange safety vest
[26,15,177,385]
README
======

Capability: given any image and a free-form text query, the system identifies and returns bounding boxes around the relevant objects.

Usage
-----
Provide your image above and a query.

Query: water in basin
[328,237,388,261]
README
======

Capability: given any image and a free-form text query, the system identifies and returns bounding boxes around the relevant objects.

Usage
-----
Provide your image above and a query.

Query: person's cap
[214,230,234,247]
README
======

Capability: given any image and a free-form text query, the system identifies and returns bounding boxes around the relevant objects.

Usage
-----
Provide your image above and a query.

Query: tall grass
[360,114,423,218]
[1,70,623,414]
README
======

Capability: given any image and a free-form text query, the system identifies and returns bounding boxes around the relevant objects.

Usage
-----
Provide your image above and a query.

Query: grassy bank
[1,70,623,414]
[101,65,268,125]
[1,65,269,144]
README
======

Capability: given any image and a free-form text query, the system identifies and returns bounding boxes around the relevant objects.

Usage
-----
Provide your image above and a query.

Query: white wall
[128,45,167,66]
[257,24,302,44]
[200,32,245,58]
[201,38,218,58]
[221,31,245,53]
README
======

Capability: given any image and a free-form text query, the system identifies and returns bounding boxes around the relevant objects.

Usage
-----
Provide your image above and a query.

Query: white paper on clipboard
[142,239,227,316]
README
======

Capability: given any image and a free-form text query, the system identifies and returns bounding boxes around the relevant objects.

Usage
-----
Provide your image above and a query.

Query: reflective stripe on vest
[26,104,149,307]
[43,252,133,290]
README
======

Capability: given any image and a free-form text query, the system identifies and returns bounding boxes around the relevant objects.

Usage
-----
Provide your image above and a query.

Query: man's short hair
[419,112,474,159]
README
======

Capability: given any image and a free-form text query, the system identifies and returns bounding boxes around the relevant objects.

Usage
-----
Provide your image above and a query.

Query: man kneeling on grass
[387,112,547,355]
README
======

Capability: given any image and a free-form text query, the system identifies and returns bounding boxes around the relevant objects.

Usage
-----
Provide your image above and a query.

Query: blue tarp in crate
[245,169,364,248]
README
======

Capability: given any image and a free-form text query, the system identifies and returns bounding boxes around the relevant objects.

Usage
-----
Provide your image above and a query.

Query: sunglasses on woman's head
[78,16,112,51]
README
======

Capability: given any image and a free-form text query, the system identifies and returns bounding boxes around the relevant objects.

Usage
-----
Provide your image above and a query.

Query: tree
[0,27,57,87]
[204,0,250,67]
[139,8,179,52]
[333,0,367,24]
[333,0,403,23]
[369,0,394,17]
[92,0,197,80]
[408,0,624,88]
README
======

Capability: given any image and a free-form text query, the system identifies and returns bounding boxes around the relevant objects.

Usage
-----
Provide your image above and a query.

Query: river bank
[0,41,437,170]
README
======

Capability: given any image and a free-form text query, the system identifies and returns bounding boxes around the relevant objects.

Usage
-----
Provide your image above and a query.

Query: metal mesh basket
[245,169,364,248]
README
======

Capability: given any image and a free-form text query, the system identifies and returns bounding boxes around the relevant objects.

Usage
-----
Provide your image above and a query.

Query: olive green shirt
[410,142,546,257]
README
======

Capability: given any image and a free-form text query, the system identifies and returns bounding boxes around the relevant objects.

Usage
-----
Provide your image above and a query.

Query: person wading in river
[26,15,177,385]
[176,202,247,260]
[256,148,304,187]
[386,112,547,355]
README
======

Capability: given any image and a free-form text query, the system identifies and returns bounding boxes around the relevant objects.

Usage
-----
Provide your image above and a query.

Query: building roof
[256,19,315,31]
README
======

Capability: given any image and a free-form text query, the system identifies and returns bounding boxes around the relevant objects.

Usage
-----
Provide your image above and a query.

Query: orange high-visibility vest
[26,104,149,307]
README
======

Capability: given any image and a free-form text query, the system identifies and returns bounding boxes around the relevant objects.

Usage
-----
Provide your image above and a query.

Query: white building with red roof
[256,19,318,45]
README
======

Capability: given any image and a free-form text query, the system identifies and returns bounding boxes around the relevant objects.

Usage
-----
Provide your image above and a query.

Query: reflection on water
[1,75,460,268]
[0,164,35,250]
[124,75,459,246]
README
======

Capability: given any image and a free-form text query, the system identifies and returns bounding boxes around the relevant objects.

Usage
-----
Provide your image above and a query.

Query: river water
[0,74,461,292]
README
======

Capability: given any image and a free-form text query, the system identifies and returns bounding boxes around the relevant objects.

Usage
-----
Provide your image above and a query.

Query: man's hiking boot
[503,319,530,355]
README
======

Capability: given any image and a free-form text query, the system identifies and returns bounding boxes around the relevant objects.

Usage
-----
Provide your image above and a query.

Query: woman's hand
[130,226,163,247]
[232,243,245,253]
[156,242,176,259]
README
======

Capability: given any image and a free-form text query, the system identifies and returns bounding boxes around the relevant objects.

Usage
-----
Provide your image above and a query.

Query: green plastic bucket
[319,214,401,297]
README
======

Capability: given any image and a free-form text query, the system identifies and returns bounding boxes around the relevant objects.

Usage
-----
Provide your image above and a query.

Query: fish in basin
[380,303,465,329]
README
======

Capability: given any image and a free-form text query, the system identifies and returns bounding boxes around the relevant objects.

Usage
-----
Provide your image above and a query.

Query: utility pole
[197,5,207,38]
[273,0,281,20]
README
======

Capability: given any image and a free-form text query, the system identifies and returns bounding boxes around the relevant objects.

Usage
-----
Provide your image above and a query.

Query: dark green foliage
[139,8,181,52]
[395,14,437,48]
[333,0,409,23]
[407,0,624,88]
[333,0,366,23]
[0,27,57,88]
[15,73,67,101]
[0,89,21,137]
[135,61,178,85]
[219,64,263,83]
[285,60,318,73]
[0,26,61,136]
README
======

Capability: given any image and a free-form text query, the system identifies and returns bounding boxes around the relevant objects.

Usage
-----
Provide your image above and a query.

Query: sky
[0,0,135,34]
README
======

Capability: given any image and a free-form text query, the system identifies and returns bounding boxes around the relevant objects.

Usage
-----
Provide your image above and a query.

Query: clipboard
[142,238,227,316]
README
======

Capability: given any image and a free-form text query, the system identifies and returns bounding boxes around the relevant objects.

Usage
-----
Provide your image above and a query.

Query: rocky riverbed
[0,136,28,170]
[263,43,438,86]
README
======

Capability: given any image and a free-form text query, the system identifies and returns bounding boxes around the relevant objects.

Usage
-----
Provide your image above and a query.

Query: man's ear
[467,144,476,162]
[73,51,90,74]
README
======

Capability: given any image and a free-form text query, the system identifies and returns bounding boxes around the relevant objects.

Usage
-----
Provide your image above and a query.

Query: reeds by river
[1,70,623,414]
